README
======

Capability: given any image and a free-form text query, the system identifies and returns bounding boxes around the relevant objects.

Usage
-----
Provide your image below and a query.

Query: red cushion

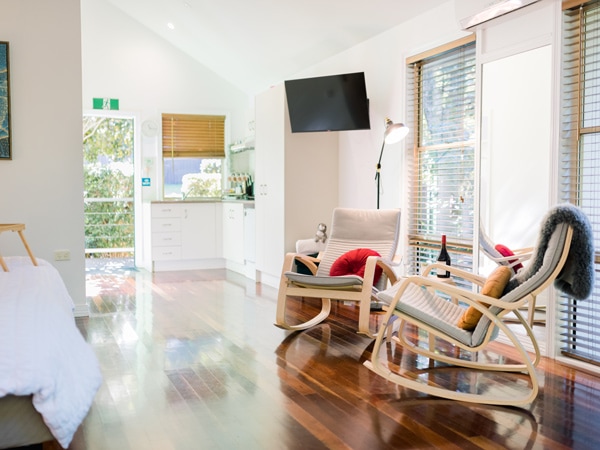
[329,248,383,284]
[494,244,523,272]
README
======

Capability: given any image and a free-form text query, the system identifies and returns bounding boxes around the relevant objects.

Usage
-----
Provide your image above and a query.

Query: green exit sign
[92,98,119,110]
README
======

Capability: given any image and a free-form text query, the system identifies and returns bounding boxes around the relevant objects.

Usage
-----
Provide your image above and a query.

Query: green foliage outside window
[83,116,134,254]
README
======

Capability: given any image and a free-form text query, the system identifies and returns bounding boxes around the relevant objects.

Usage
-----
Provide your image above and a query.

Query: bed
[0,256,102,449]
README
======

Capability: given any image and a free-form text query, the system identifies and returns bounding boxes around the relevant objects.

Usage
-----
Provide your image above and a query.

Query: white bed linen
[0,257,102,448]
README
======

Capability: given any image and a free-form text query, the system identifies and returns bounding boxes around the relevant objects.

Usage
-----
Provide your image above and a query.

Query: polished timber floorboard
[62,266,600,449]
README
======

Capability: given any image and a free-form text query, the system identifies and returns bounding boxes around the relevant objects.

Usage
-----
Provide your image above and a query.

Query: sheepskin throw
[504,204,595,300]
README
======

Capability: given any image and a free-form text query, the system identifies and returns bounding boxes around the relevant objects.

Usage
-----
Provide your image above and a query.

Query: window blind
[406,37,476,278]
[560,0,600,365]
[162,113,226,158]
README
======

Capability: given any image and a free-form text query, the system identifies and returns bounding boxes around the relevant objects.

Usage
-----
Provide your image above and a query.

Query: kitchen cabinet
[181,203,219,259]
[150,202,222,271]
[222,202,245,265]
[254,84,339,287]
[150,203,182,261]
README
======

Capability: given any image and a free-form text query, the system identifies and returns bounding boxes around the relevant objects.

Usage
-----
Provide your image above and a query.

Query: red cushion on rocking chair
[329,248,383,284]
[494,244,524,272]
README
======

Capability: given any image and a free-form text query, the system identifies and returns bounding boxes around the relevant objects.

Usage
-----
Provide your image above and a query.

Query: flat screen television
[284,72,371,133]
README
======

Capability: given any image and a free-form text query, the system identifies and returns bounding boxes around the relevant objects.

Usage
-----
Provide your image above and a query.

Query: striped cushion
[471,222,569,346]
[284,272,364,288]
[377,223,571,348]
[316,239,396,276]
[378,283,474,346]
[286,208,400,291]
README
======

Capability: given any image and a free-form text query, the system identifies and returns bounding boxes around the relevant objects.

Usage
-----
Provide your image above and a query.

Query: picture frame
[0,41,11,160]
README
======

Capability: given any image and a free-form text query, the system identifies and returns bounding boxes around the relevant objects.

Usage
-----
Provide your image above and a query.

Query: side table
[0,224,38,272]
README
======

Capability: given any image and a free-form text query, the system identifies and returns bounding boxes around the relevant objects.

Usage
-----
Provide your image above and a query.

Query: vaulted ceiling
[103,0,448,95]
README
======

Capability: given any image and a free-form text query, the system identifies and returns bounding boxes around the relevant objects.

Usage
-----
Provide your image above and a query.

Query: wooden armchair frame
[365,225,574,406]
[275,208,401,337]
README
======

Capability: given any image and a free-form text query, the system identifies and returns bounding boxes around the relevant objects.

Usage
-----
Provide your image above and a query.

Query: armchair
[275,207,401,337]
[365,204,594,405]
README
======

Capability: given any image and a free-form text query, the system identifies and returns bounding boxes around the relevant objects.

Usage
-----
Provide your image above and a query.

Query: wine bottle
[436,234,451,278]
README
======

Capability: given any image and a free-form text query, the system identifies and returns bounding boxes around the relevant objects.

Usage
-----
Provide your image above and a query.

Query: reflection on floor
[85,258,137,315]
[69,264,600,450]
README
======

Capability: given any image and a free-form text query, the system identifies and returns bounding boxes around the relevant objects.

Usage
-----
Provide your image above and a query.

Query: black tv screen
[284,72,371,133]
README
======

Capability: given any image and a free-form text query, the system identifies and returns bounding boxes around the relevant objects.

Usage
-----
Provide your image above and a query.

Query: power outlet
[54,250,71,261]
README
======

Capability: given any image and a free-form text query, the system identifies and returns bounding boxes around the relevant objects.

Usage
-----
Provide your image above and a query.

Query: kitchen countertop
[153,197,255,207]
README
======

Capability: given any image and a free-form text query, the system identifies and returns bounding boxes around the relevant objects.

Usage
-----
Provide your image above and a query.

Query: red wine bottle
[436,234,451,278]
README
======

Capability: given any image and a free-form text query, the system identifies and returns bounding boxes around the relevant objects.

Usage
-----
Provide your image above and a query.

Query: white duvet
[0,257,102,448]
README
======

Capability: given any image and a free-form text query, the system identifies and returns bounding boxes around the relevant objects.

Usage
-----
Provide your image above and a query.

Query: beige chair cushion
[457,266,512,330]
[315,208,400,277]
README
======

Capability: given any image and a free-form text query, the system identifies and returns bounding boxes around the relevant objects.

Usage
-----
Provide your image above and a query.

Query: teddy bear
[315,223,327,243]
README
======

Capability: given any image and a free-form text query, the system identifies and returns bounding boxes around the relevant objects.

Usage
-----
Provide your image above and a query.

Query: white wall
[81,0,252,204]
[0,0,561,317]
[0,0,87,313]
[291,1,469,211]
[284,0,559,266]
[80,0,253,270]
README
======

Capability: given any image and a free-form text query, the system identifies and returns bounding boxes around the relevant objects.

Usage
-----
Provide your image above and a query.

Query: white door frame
[83,109,142,267]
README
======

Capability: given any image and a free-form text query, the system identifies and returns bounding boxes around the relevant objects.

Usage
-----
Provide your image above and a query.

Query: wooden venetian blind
[405,36,476,278]
[559,0,600,366]
[162,113,225,158]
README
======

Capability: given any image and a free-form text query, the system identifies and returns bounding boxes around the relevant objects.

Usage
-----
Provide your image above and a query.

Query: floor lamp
[375,118,409,209]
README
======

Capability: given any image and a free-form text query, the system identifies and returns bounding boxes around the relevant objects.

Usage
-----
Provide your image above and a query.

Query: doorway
[83,113,136,274]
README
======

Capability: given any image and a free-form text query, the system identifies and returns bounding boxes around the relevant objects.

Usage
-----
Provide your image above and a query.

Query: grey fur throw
[505,203,595,300]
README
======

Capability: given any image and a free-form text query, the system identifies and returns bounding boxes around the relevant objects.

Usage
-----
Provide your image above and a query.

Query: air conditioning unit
[455,0,541,30]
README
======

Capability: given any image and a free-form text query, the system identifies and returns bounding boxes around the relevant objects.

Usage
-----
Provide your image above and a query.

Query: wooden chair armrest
[292,253,320,275]
[422,262,487,286]
[513,246,534,255]
[375,258,400,286]
[384,275,528,315]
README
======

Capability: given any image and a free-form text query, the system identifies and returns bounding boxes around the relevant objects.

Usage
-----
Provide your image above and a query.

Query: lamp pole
[375,118,409,209]
[375,139,386,209]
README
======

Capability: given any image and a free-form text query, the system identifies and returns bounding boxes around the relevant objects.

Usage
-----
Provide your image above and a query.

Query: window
[161,113,225,199]
[405,36,477,280]
[559,0,600,365]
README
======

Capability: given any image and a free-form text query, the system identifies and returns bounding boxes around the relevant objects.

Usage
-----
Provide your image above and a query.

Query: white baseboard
[152,258,224,272]
[73,303,90,318]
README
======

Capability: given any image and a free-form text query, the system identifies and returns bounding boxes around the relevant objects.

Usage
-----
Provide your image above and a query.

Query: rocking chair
[365,204,594,405]
[275,207,401,337]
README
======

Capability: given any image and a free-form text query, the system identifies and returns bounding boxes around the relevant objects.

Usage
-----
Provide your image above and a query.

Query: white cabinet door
[254,84,339,287]
[151,203,182,261]
[181,203,218,259]
[244,207,255,264]
[255,85,285,278]
[222,202,245,264]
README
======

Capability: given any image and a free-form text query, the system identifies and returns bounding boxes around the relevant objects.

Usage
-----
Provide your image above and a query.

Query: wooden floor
[59,266,600,449]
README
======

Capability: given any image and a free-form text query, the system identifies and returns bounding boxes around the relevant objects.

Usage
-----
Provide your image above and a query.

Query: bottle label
[436,261,450,278]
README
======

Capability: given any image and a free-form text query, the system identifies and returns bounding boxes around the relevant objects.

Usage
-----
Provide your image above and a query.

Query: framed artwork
[0,41,10,160]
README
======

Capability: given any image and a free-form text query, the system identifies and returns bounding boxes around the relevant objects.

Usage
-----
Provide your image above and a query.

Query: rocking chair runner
[365,204,594,406]
[275,207,401,337]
